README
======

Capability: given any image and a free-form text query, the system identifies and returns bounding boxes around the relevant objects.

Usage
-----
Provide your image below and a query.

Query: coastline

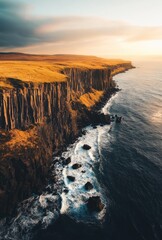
[53,86,120,156]
[0,75,123,240]
[0,60,134,239]
[0,55,133,219]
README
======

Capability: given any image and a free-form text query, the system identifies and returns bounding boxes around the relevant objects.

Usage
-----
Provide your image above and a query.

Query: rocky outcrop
[0,62,132,217]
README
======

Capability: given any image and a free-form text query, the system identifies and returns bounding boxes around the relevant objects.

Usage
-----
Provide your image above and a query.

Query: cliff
[0,54,133,217]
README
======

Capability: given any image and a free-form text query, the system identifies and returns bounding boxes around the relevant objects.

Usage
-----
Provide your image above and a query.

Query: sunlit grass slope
[0,53,131,88]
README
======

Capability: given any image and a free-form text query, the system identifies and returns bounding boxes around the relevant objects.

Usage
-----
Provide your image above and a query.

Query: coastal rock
[82,144,91,150]
[63,188,69,194]
[63,157,71,165]
[67,176,75,182]
[87,196,104,212]
[82,130,87,135]
[72,163,82,169]
[84,182,93,191]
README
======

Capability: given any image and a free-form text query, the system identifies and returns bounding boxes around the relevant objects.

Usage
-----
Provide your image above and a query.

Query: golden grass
[80,89,104,108]
[0,128,38,159]
[0,79,13,89]
[0,54,131,88]
[7,129,37,148]
[0,61,67,88]
[111,67,127,76]
[0,128,37,148]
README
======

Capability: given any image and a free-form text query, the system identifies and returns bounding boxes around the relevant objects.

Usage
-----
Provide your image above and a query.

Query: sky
[0,0,162,59]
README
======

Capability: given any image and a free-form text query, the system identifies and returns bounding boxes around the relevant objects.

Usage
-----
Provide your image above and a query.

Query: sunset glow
[1,0,162,59]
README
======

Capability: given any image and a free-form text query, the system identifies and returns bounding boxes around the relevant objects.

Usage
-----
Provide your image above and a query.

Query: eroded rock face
[0,63,132,217]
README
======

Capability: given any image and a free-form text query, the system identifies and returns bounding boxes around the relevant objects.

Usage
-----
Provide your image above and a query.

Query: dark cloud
[0,0,162,50]
[0,0,125,49]
[0,0,43,47]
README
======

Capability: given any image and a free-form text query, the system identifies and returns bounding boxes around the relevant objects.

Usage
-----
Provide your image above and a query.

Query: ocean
[99,60,162,240]
[1,60,162,240]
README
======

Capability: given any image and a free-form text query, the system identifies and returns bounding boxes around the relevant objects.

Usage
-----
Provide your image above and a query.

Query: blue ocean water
[100,60,162,240]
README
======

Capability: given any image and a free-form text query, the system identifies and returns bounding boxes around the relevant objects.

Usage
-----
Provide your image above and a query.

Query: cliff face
[0,62,132,217]
[0,82,72,145]
[0,67,112,130]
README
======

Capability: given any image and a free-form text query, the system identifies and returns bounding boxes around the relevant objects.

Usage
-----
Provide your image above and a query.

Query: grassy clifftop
[0,53,131,88]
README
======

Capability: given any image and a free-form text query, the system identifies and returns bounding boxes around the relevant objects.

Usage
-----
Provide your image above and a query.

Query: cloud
[1,0,162,50]
[0,0,52,48]
[126,26,162,42]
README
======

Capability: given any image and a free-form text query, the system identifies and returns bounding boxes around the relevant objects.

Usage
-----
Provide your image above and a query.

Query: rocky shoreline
[0,87,118,240]
[53,86,120,156]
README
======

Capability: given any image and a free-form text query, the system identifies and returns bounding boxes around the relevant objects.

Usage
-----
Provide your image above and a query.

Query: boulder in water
[87,196,104,212]
[63,157,71,165]
[67,176,75,182]
[82,130,87,135]
[72,163,82,169]
[84,182,93,191]
[82,144,91,150]
[63,188,69,194]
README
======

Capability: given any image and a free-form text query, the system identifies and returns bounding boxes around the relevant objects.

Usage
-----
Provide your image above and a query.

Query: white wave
[102,93,118,114]
[60,93,119,222]
[0,193,60,240]
[60,125,110,223]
